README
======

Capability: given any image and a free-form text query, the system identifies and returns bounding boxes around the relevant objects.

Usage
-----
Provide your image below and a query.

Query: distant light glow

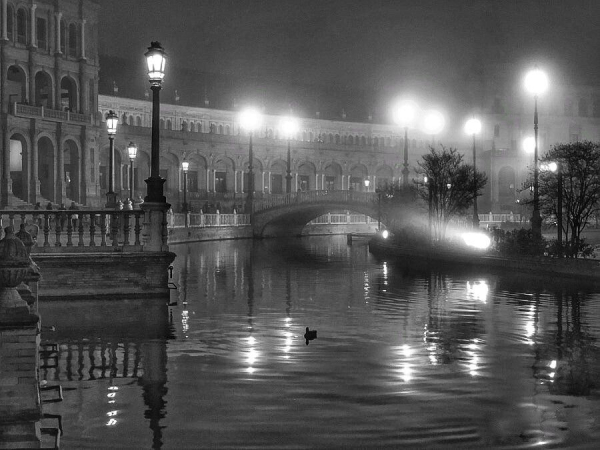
[239,108,262,132]
[464,118,482,135]
[549,360,557,369]
[279,116,299,138]
[541,161,558,172]
[106,418,118,426]
[523,136,536,154]
[423,109,445,135]
[524,68,549,96]
[382,230,389,239]
[392,100,417,127]
[462,232,491,249]
[466,281,489,301]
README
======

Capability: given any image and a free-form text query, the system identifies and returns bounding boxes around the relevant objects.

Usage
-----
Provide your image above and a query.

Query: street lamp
[464,117,482,229]
[239,107,262,213]
[181,160,189,213]
[423,109,445,146]
[279,116,299,194]
[542,161,562,257]
[392,100,417,187]
[524,67,549,238]
[144,41,167,203]
[127,141,137,204]
[105,110,118,209]
[364,178,370,192]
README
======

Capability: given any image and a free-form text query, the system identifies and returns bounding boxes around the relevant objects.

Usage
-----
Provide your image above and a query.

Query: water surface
[40,236,600,448]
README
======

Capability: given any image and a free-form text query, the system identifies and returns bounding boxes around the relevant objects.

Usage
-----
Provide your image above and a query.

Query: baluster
[43,213,50,247]
[54,212,61,246]
[8,212,15,229]
[100,213,107,246]
[123,212,130,246]
[78,215,85,246]
[134,212,141,246]
[66,213,73,246]
[89,213,96,246]
[20,212,26,228]
[112,212,120,246]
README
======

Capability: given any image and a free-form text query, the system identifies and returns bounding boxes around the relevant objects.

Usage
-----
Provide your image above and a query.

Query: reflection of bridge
[251,190,381,237]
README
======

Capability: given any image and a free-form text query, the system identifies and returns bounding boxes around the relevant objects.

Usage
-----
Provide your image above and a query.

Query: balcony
[12,103,91,125]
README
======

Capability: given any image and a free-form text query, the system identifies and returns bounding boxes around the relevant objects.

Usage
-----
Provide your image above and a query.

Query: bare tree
[415,145,487,240]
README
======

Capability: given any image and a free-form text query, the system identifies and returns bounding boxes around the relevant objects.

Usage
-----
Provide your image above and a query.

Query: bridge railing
[252,190,377,213]
[0,210,145,253]
[169,212,251,228]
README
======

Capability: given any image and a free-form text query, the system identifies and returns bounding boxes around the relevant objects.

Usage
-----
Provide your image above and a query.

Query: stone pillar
[30,4,37,48]
[141,202,170,252]
[0,228,42,448]
[30,121,40,201]
[54,12,62,54]
[56,123,64,202]
[80,19,86,60]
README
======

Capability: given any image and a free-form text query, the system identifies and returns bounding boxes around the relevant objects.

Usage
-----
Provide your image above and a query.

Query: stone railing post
[140,202,170,252]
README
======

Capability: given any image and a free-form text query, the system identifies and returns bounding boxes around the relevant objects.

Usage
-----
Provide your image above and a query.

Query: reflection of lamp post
[375,187,382,231]
[105,110,118,209]
[392,100,417,187]
[181,160,189,213]
[524,67,549,238]
[464,118,481,229]
[127,141,137,203]
[240,108,262,213]
[279,116,299,194]
[423,109,445,147]
[144,41,167,203]
[542,161,563,257]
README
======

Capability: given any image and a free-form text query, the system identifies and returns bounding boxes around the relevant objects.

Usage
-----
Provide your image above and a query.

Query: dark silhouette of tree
[415,145,487,240]
[539,141,600,254]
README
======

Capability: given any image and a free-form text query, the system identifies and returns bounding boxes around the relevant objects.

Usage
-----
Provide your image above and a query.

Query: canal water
[39,236,600,449]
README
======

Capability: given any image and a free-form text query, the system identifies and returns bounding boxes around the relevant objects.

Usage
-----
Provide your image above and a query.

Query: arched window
[60,20,67,54]
[218,124,223,134]
[166,119,172,130]
[68,23,77,57]
[136,116,142,127]
[182,121,188,132]
[361,136,366,146]
[16,8,27,44]
[373,137,379,147]
[328,133,333,143]
[335,134,340,144]
[7,4,14,40]
[128,115,133,126]
[159,118,165,129]
[348,135,354,145]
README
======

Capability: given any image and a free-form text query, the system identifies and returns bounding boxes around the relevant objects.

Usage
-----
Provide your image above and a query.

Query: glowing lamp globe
[182,161,189,172]
[392,100,417,127]
[464,118,482,136]
[239,108,262,132]
[279,116,299,139]
[106,110,118,135]
[523,136,536,154]
[524,68,549,96]
[127,141,138,160]
[145,42,166,85]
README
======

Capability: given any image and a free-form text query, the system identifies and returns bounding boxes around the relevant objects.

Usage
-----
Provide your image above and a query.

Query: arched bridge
[251,190,382,237]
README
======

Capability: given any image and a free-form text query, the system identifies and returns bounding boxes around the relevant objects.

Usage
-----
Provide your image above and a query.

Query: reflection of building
[1,0,101,208]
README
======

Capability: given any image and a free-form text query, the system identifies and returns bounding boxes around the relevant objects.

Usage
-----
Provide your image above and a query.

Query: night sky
[100,0,600,120]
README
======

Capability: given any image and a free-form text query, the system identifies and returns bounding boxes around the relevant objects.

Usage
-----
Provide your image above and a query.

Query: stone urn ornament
[0,226,32,314]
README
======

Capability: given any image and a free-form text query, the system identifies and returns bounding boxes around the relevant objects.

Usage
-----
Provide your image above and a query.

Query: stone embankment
[369,236,600,282]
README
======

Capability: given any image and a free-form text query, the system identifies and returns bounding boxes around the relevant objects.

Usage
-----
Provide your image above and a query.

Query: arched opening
[68,23,78,58]
[34,71,52,108]
[376,165,393,188]
[63,140,80,202]
[7,65,27,104]
[349,164,368,191]
[324,162,342,190]
[269,160,286,194]
[498,166,516,207]
[297,162,316,191]
[38,136,56,202]
[188,155,208,194]
[16,8,27,45]
[215,157,235,193]
[182,121,188,132]
[136,116,142,127]
[60,76,77,111]
[9,134,28,202]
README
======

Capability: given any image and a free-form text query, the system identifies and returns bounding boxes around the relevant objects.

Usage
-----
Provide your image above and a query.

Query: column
[56,123,64,202]
[261,172,266,193]
[205,168,210,191]
[55,12,62,53]
[80,130,88,205]
[80,19,86,59]
[234,170,238,193]
[2,0,8,40]
[267,171,271,193]
[30,4,37,48]
[212,169,216,192]
[30,126,40,199]
[294,173,298,192]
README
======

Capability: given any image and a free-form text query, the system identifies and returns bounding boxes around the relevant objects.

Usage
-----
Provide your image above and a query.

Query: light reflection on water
[38,236,600,448]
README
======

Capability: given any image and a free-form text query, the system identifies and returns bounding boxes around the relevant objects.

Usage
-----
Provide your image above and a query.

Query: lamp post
[375,187,382,231]
[424,175,433,241]
[423,109,445,147]
[239,108,262,213]
[279,116,299,194]
[524,67,549,239]
[392,100,417,187]
[127,141,137,204]
[464,118,482,229]
[105,110,118,209]
[144,41,167,203]
[181,160,189,213]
